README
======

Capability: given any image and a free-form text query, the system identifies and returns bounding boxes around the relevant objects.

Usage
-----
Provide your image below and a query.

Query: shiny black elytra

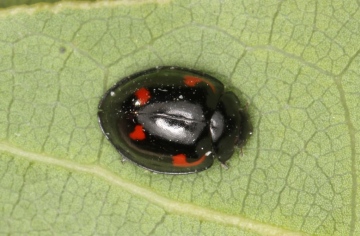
[98,66,252,174]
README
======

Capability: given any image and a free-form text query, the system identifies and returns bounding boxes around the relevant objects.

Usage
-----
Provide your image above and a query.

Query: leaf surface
[0,1,359,235]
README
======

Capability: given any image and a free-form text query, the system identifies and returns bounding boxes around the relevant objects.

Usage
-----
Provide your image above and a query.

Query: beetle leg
[220,162,229,170]
[240,147,244,156]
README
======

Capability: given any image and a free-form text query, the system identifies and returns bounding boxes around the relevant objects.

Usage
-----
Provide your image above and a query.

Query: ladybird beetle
[98,66,252,174]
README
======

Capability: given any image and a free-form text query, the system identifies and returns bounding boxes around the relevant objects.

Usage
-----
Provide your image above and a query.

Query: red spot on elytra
[184,76,202,87]
[129,125,145,140]
[184,75,215,92]
[135,88,151,105]
[172,154,206,167]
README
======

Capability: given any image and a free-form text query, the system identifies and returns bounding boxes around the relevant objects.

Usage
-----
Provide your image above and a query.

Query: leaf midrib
[0,142,305,236]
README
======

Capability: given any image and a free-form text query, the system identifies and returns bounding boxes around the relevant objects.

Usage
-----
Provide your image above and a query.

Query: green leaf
[0,0,96,9]
[0,0,359,235]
